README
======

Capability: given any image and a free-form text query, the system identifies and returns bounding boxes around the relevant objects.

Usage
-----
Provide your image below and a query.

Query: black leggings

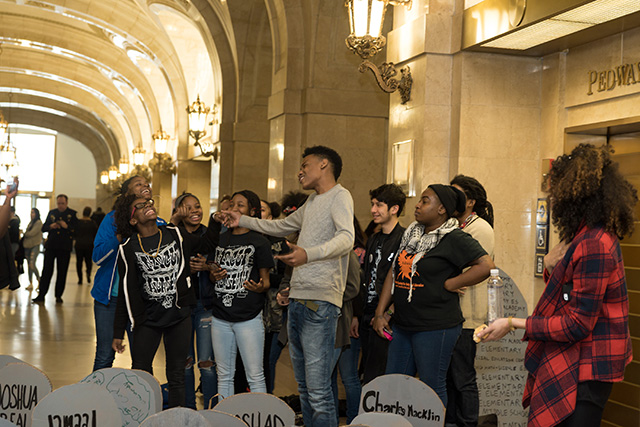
[131,316,192,408]
[557,381,613,427]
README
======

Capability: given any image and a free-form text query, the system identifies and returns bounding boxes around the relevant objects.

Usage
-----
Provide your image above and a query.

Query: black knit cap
[428,184,466,218]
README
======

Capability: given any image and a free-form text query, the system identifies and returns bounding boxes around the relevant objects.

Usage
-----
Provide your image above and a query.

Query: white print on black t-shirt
[135,240,180,309]
[367,243,383,304]
[215,244,255,307]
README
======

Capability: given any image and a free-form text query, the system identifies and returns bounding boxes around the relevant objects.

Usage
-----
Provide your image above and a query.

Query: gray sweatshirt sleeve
[238,207,304,237]
[305,189,354,263]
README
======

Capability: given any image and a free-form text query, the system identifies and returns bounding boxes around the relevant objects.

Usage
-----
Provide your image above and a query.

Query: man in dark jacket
[33,194,78,304]
[359,184,406,384]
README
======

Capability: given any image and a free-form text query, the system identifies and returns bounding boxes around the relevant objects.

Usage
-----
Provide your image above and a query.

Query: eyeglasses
[131,199,155,219]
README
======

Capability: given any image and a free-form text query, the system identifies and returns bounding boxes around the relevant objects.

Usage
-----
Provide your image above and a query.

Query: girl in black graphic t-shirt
[372,184,494,407]
[208,190,274,399]
[111,194,219,408]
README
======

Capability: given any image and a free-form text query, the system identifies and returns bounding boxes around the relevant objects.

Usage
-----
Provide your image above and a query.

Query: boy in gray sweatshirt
[225,146,354,427]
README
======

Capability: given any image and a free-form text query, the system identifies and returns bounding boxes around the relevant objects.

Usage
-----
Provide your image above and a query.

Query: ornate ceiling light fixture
[187,95,220,158]
[345,0,413,104]
[149,125,176,174]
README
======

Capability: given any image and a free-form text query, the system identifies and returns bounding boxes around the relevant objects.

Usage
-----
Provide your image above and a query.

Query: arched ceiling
[0,0,229,177]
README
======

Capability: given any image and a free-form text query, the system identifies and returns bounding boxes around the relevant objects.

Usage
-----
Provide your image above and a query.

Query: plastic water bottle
[487,269,504,324]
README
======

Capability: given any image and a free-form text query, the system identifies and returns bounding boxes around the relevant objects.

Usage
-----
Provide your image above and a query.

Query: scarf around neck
[392,217,459,302]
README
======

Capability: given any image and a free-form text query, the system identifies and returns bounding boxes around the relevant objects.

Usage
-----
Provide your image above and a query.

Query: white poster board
[81,368,160,425]
[215,392,295,427]
[139,408,209,427]
[0,362,52,427]
[359,374,444,427]
[0,357,23,370]
[31,383,121,427]
[475,269,528,426]
[198,409,248,426]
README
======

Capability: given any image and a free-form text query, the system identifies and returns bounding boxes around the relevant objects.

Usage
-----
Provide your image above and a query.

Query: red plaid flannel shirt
[522,225,632,427]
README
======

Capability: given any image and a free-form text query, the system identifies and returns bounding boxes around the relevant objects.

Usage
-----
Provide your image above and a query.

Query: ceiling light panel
[482,20,592,49]
[481,0,640,50]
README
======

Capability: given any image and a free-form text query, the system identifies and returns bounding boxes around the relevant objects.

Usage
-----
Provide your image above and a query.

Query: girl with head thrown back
[373,184,494,406]
[111,193,219,408]
[478,144,636,427]
[208,190,274,399]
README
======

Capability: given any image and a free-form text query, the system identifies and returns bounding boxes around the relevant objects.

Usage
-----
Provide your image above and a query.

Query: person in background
[23,208,43,291]
[219,195,232,234]
[76,206,98,285]
[8,206,20,256]
[478,144,636,427]
[360,183,406,385]
[260,199,287,394]
[91,176,165,372]
[174,192,218,410]
[331,227,365,424]
[91,207,106,227]
[0,179,19,291]
[373,184,494,407]
[33,194,78,304]
[208,190,273,400]
[223,146,354,427]
[269,191,309,394]
[446,174,495,427]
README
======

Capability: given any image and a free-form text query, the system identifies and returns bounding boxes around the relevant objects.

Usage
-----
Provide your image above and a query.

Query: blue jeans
[331,337,362,424]
[288,300,341,427]
[24,246,40,283]
[93,300,117,371]
[386,324,462,407]
[185,301,217,409]
[211,313,266,400]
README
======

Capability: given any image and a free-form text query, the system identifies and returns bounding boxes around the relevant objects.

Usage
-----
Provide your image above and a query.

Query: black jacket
[113,223,220,339]
[42,208,78,251]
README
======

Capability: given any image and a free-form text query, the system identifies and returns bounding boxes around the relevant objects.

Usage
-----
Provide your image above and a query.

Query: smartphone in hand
[279,241,292,255]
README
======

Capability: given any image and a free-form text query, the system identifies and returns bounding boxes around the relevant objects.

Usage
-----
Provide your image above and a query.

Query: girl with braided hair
[446,174,495,427]
[479,143,636,427]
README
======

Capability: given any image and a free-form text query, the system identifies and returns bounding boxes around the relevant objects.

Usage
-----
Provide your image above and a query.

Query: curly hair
[302,145,343,180]
[450,174,494,227]
[114,194,140,239]
[549,143,637,241]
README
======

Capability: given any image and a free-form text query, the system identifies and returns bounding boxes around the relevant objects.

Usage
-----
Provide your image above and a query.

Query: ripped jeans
[185,300,217,409]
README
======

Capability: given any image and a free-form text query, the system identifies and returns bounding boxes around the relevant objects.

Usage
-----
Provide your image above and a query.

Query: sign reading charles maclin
[358,374,445,427]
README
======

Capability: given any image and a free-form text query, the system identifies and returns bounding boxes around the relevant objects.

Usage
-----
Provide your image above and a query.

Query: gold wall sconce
[345,0,413,104]
[187,95,220,160]
[149,126,176,174]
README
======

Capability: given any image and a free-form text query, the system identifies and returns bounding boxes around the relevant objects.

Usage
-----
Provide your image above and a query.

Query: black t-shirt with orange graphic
[392,229,486,331]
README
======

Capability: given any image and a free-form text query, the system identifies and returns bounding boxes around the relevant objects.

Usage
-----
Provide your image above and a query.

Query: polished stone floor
[0,254,301,409]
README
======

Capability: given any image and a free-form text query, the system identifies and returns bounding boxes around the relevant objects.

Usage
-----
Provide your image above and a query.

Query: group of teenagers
[2,142,633,427]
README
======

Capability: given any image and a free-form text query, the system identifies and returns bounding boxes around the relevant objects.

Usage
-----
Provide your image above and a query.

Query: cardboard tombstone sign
[359,374,444,427]
[81,368,161,425]
[198,409,248,426]
[31,383,120,427]
[351,412,414,427]
[0,362,52,427]
[0,418,18,427]
[214,392,295,427]
[139,408,209,427]
[475,268,529,426]
[0,356,23,370]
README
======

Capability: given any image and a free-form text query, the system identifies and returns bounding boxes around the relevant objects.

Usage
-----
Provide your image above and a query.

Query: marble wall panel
[232,140,270,198]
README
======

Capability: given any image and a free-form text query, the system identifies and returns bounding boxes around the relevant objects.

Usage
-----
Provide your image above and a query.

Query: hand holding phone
[279,241,291,255]
[382,328,393,341]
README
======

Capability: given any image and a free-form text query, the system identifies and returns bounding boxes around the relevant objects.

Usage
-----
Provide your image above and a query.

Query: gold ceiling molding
[463,0,640,55]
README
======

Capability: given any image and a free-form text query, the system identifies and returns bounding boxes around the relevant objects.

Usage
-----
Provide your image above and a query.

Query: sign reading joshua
[587,63,640,95]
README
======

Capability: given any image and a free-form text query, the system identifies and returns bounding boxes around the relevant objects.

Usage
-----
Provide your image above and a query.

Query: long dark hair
[450,175,494,228]
[114,194,139,239]
[27,208,41,231]
[549,143,637,241]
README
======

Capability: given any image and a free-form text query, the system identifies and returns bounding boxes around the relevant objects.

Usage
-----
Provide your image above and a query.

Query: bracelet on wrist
[508,316,516,332]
